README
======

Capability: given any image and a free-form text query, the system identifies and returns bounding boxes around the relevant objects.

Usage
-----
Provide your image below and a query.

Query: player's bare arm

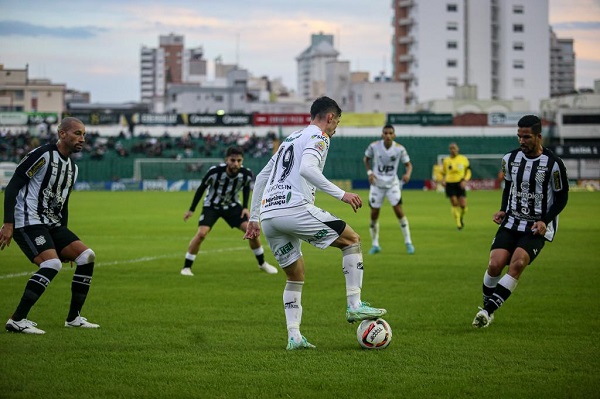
[243,221,261,240]
[492,211,505,225]
[0,223,13,250]
[341,192,362,213]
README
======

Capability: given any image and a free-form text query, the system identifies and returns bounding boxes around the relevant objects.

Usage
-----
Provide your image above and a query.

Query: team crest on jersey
[553,170,562,189]
[535,172,545,184]
[26,158,46,178]
[34,235,46,246]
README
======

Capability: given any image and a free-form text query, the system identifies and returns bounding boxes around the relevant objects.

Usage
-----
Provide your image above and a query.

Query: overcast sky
[1,0,598,103]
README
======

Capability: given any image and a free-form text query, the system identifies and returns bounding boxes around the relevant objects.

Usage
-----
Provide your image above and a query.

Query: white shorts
[368,182,402,209]
[261,204,346,268]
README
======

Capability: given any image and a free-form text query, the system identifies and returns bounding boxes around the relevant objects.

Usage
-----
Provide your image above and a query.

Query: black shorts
[13,225,80,263]
[445,182,466,198]
[199,204,247,229]
[490,227,546,264]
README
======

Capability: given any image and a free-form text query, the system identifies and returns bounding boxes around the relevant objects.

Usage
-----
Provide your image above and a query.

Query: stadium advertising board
[488,112,529,126]
[387,113,453,126]
[64,112,119,125]
[550,143,600,159]
[341,113,386,127]
[183,113,252,126]
[253,113,311,126]
[137,113,181,126]
[28,112,59,125]
[0,112,29,126]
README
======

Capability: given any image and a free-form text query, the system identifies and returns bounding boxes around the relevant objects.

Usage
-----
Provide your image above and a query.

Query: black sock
[184,259,194,269]
[484,283,512,315]
[482,284,495,307]
[13,268,58,321]
[256,253,265,265]
[67,263,94,321]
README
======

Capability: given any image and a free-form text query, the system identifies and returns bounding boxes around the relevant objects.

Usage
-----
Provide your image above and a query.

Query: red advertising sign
[253,113,311,126]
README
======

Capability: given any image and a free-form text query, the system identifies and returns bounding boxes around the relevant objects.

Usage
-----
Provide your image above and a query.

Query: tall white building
[296,32,339,101]
[392,0,550,111]
[140,34,207,111]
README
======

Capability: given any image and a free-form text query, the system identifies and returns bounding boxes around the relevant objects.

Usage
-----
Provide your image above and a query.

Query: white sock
[185,252,196,261]
[283,281,303,341]
[342,244,363,310]
[369,220,379,247]
[251,246,264,256]
[498,274,519,292]
[483,270,501,289]
[399,216,412,244]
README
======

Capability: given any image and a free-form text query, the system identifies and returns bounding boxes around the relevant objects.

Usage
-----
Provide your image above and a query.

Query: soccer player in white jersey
[364,124,415,255]
[244,96,387,350]
[472,115,569,328]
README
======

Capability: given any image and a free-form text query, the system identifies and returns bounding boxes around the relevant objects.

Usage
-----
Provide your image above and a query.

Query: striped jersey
[5,144,77,228]
[189,164,253,211]
[500,148,569,241]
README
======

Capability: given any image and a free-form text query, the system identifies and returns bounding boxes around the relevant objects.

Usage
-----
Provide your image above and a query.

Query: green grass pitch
[1,189,599,398]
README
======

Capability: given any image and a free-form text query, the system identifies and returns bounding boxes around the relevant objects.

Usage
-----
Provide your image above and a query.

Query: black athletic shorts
[445,182,466,198]
[198,204,247,229]
[490,227,546,264]
[13,225,80,263]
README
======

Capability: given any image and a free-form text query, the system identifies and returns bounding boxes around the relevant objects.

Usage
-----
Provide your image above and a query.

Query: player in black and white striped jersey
[181,146,277,276]
[1,117,99,334]
[473,115,569,328]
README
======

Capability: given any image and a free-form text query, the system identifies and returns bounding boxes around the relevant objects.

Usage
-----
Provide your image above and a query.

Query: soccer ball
[356,318,392,349]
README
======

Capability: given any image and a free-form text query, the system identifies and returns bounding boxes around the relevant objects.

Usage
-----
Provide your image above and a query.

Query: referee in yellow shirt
[442,143,471,229]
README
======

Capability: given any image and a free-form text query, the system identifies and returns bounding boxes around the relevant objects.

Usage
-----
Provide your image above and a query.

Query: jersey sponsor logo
[553,170,562,190]
[275,242,294,256]
[377,165,395,174]
[307,229,328,244]
[26,157,46,178]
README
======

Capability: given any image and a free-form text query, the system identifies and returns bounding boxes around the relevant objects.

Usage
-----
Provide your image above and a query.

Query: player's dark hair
[310,96,342,120]
[518,115,542,134]
[383,124,394,132]
[226,146,244,157]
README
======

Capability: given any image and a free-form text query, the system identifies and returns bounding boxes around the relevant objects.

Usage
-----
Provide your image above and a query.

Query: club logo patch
[34,235,46,246]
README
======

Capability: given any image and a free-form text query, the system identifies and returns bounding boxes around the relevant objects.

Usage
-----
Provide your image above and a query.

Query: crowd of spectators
[0,127,278,163]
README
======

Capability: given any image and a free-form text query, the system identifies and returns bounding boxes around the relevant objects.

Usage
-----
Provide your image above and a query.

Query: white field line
[0,246,247,280]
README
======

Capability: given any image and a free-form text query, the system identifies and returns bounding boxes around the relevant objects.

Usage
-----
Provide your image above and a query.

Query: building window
[447,77,458,86]
[447,22,458,31]
[513,60,524,69]
[374,93,381,100]
[214,95,224,102]
[513,5,524,14]
[13,90,24,100]
[513,42,524,51]
[513,24,524,32]
[447,4,458,12]
[447,41,458,49]
[447,59,458,67]
[513,78,524,87]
